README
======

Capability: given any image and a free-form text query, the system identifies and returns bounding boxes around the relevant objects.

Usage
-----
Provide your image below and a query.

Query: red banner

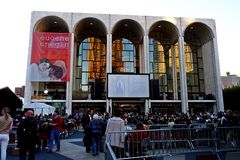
[30,32,71,81]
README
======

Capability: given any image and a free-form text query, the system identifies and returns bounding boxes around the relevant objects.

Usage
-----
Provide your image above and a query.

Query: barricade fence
[105,124,240,160]
[214,126,240,151]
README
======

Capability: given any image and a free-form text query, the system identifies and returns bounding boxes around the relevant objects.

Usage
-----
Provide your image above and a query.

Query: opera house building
[24,11,224,115]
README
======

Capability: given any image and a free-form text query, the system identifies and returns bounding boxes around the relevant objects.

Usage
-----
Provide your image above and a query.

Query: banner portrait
[30,32,71,82]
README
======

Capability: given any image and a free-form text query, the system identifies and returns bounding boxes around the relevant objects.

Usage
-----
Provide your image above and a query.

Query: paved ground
[3,130,104,160]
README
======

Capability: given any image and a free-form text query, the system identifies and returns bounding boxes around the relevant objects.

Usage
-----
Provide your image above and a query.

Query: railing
[105,124,240,160]
[105,142,118,160]
[214,126,240,152]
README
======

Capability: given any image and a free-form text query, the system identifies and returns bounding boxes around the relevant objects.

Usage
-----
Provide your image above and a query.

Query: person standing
[17,110,38,160]
[81,109,94,153]
[88,114,103,156]
[47,111,63,153]
[0,107,13,160]
[105,109,126,158]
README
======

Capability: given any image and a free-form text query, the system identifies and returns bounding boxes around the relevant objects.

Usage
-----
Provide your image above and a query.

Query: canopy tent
[0,87,23,113]
[24,102,55,115]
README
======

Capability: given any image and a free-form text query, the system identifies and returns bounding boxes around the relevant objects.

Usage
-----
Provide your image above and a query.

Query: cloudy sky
[0,0,239,90]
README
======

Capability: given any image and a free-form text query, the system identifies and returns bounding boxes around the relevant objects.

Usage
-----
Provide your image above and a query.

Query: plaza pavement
[5,130,104,160]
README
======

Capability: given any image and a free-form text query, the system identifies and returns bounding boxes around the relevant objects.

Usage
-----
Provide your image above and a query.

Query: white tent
[24,102,55,115]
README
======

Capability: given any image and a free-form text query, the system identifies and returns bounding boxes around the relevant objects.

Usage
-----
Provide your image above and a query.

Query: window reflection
[184,43,205,100]
[112,38,138,73]
[73,37,106,100]
[31,82,66,100]
[149,38,174,100]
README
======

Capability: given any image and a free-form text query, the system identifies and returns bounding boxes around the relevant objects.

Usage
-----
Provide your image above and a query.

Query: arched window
[184,42,204,100]
[74,37,106,99]
[149,38,173,100]
[112,38,138,73]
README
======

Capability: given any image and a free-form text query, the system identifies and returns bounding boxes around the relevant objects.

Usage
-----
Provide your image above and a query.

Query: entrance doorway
[112,101,145,114]
[151,103,181,114]
[72,102,106,113]
[189,103,214,114]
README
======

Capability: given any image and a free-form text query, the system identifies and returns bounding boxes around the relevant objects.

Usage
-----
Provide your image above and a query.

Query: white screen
[108,74,149,98]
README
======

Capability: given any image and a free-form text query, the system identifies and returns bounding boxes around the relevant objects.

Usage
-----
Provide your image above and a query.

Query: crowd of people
[0,108,80,160]
[83,109,240,158]
[0,107,240,160]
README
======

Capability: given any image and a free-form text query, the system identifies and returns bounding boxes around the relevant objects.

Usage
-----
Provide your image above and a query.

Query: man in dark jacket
[81,109,93,153]
[89,114,103,156]
[17,110,38,160]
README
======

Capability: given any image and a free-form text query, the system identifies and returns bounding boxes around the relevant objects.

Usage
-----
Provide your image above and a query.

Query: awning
[0,86,23,112]
[24,102,55,115]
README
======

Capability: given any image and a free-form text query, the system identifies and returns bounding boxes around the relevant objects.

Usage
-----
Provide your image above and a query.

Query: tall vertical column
[144,35,149,114]
[139,44,143,73]
[171,45,178,100]
[107,33,112,73]
[212,38,224,112]
[24,70,32,107]
[65,33,74,115]
[106,33,112,114]
[178,36,188,113]
[24,15,35,107]
[144,35,149,73]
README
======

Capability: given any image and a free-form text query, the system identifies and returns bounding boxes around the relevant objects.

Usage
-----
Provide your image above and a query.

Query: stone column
[24,17,35,107]
[144,35,149,114]
[65,33,74,115]
[212,38,224,112]
[171,45,178,100]
[107,33,112,73]
[106,33,112,114]
[144,35,149,73]
[178,36,188,113]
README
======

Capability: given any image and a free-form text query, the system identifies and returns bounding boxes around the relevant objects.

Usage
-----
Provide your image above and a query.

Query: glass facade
[112,38,138,73]
[31,82,66,100]
[185,43,205,100]
[73,37,106,100]
[149,38,175,100]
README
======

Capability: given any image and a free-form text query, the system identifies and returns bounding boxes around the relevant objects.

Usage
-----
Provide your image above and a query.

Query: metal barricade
[105,142,117,160]
[189,123,216,152]
[214,126,240,152]
[105,125,240,160]
[105,125,192,160]
[150,124,192,155]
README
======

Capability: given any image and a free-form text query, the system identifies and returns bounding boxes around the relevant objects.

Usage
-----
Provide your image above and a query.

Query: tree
[223,86,240,112]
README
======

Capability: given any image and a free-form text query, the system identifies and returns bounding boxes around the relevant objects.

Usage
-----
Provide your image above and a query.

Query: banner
[30,32,71,81]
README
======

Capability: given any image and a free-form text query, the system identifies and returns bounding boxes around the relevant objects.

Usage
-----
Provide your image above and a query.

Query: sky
[0,0,240,91]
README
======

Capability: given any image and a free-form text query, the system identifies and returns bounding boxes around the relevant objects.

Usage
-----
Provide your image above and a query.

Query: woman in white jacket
[105,110,126,158]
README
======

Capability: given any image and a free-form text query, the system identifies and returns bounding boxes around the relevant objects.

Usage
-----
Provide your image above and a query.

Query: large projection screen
[107,74,150,98]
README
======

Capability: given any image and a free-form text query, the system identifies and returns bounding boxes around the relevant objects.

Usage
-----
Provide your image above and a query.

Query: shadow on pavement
[6,151,73,160]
